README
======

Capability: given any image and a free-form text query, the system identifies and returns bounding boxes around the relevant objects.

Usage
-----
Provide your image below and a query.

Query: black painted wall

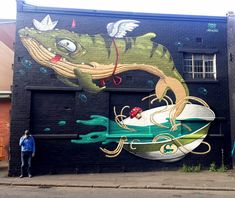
[9,1,232,176]
[228,13,235,162]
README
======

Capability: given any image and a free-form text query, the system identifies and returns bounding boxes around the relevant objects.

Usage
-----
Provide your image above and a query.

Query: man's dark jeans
[21,151,32,176]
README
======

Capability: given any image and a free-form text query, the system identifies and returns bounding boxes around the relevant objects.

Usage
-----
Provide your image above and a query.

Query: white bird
[105,20,140,85]
[33,15,58,31]
[107,19,140,38]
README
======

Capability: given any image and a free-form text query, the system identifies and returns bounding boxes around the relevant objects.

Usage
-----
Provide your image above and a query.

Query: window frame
[183,53,217,80]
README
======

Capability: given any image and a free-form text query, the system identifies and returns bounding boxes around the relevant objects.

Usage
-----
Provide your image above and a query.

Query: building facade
[9,1,232,175]
[0,20,15,161]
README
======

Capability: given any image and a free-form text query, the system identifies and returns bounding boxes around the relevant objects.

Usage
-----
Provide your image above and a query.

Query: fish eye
[56,38,86,56]
[57,39,77,53]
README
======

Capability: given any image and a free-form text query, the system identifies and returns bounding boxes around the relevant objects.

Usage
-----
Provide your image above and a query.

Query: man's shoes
[19,175,23,178]
[28,174,32,178]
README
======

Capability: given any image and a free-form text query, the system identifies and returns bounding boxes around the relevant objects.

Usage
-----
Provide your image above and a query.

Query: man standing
[19,130,35,178]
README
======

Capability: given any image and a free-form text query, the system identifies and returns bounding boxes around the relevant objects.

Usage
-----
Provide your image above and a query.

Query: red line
[112,38,119,76]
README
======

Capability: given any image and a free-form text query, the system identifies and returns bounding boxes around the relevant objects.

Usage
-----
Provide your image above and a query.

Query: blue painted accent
[174,41,182,47]
[43,128,51,132]
[21,57,32,69]
[147,80,154,88]
[198,87,208,95]
[58,120,67,126]
[207,23,219,32]
[40,67,48,73]
[79,93,88,103]
[231,140,235,157]
[18,69,25,75]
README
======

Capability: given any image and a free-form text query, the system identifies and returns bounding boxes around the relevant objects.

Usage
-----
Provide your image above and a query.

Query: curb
[0,182,235,191]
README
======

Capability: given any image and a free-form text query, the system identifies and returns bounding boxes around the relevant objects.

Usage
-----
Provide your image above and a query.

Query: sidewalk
[1,161,235,191]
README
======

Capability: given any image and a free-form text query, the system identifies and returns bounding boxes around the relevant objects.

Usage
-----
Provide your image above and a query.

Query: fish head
[18,28,87,61]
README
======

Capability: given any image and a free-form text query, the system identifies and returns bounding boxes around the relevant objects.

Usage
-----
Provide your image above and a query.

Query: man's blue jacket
[19,135,35,153]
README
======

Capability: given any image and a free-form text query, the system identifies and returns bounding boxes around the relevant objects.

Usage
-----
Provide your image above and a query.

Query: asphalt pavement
[1,161,235,191]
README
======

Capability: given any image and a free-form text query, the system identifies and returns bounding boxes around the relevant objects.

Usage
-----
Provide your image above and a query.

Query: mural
[207,23,219,32]
[232,140,235,157]
[18,15,215,161]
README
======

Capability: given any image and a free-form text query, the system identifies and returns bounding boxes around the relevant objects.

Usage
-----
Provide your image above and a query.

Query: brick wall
[0,100,11,160]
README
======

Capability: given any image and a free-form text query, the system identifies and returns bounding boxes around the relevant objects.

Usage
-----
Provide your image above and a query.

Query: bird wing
[107,20,140,38]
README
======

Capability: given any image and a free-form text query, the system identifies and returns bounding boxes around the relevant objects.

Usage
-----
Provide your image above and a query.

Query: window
[183,53,216,80]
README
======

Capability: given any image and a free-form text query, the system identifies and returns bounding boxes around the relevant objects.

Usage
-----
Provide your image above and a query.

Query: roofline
[0,19,16,25]
[0,91,11,99]
[17,0,227,23]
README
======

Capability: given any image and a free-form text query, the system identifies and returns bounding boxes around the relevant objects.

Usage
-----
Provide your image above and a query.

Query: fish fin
[74,68,106,93]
